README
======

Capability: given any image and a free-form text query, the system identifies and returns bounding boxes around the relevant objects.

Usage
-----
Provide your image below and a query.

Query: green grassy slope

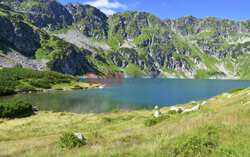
[0,67,99,96]
[0,87,249,156]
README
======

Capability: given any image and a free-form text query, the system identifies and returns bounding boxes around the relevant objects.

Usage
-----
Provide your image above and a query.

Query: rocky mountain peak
[0,0,249,79]
[64,3,108,39]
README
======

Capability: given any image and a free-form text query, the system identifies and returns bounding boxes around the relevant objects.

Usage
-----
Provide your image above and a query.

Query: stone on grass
[182,109,192,113]
[202,101,206,105]
[170,107,180,112]
[191,104,200,111]
[74,133,86,141]
[182,104,200,113]
[180,107,187,111]
[32,107,39,112]
[154,110,162,117]
[122,130,131,134]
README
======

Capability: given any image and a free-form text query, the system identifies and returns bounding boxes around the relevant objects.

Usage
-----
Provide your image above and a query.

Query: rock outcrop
[1,1,249,79]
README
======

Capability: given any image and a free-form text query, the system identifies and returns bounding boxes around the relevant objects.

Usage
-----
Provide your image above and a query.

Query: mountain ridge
[0,0,249,79]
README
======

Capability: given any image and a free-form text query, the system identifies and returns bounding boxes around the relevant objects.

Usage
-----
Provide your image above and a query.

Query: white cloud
[85,0,127,16]
[100,8,116,16]
[85,0,127,9]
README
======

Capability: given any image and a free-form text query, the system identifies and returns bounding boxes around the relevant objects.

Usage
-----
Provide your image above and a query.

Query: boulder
[182,104,200,113]
[154,110,162,117]
[180,107,187,110]
[182,109,192,113]
[170,107,180,112]
[122,130,131,134]
[155,105,159,110]
[191,104,200,111]
[74,133,86,141]
[31,107,39,112]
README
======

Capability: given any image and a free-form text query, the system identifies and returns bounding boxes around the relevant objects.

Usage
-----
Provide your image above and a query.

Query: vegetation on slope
[0,87,249,156]
[0,101,32,118]
[1,2,249,79]
[0,67,99,96]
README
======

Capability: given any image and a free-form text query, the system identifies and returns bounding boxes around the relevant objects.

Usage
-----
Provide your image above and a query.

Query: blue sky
[59,0,250,21]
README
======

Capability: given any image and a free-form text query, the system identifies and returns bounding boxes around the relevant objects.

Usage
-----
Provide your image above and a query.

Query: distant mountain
[0,0,249,79]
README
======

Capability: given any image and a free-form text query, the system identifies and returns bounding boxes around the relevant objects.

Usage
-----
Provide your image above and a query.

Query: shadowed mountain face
[0,0,249,79]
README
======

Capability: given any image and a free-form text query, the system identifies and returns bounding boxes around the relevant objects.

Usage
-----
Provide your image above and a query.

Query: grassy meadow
[0,87,249,156]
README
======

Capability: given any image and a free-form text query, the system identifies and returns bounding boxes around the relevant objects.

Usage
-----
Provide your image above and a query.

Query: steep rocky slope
[1,0,249,79]
[0,3,100,75]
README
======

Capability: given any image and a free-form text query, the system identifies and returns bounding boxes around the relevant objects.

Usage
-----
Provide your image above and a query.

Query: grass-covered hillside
[0,67,99,96]
[0,87,249,156]
[1,1,249,79]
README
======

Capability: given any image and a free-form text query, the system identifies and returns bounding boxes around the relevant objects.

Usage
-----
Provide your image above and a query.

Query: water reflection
[1,79,249,113]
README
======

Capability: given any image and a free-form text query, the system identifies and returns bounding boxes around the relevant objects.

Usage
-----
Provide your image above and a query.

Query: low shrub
[168,125,219,156]
[72,85,83,89]
[0,67,75,96]
[13,63,22,68]
[144,117,157,126]
[0,86,15,96]
[173,134,216,156]
[16,84,35,92]
[144,115,169,127]
[57,133,85,149]
[168,110,177,115]
[0,101,32,118]
[227,87,245,93]
[177,108,183,113]
[110,109,122,113]
[102,117,113,123]
[29,80,51,89]
[120,134,143,144]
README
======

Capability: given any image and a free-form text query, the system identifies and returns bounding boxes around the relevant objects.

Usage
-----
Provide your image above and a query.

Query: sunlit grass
[51,81,101,90]
[0,87,249,156]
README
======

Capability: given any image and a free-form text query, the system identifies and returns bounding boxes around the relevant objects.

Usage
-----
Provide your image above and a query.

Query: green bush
[227,87,245,93]
[16,84,35,92]
[173,135,216,156]
[0,101,32,118]
[13,63,22,68]
[110,109,122,113]
[29,80,51,89]
[57,133,85,149]
[72,85,83,89]
[102,117,113,123]
[168,110,177,115]
[0,67,75,96]
[144,115,169,127]
[0,86,15,96]
[144,117,157,126]
[169,125,219,156]
[177,108,183,113]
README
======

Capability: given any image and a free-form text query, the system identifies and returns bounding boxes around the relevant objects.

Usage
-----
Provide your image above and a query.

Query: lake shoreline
[0,87,249,156]
[0,83,103,98]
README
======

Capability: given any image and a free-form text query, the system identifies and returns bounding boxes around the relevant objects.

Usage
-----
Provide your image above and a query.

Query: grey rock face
[0,16,40,55]
[164,16,249,60]
[109,11,164,39]
[0,49,47,70]
[65,3,108,39]
[51,44,98,75]
[1,1,249,79]
[5,0,74,30]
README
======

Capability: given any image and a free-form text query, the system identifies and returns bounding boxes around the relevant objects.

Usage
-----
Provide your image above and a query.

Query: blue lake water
[1,79,249,113]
